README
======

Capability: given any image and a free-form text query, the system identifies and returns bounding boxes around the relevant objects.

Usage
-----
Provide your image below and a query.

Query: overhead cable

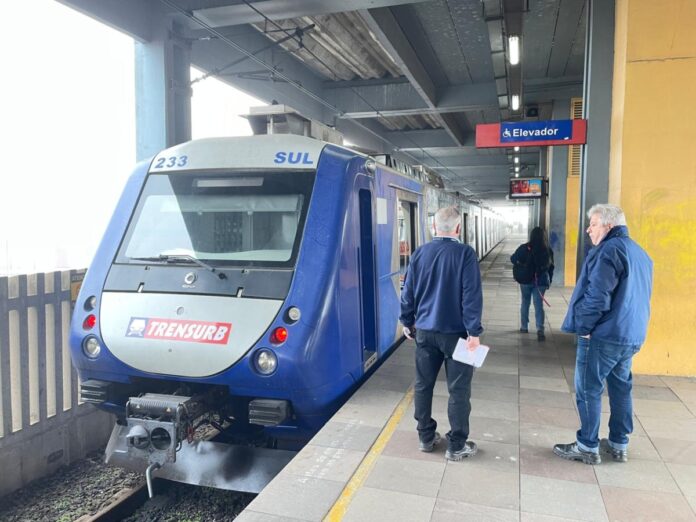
[160,0,473,195]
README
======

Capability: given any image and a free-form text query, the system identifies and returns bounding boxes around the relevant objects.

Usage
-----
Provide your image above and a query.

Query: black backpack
[512,245,535,284]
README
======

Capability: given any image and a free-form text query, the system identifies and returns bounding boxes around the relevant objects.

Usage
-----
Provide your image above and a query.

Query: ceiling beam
[326,78,578,118]
[385,129,462,149]
[413,154,539,168]
[338,82,497,118]
[56,0,157,42]
[191,0,427,28]
[361,7,467,146]
[547,0,586,78]
[190,26,328,124]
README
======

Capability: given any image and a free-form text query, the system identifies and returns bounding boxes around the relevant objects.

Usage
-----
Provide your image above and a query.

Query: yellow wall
[611,0,696,375]
[564,176,580,286]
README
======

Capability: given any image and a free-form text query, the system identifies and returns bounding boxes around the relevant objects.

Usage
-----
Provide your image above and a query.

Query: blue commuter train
[70,133,503,492]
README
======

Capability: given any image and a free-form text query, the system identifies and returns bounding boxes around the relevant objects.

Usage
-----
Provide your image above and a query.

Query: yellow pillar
[610,0,696,375]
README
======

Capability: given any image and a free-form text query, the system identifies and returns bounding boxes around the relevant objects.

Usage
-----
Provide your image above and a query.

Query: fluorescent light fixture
[515,166,520,172]
[508,36,520,65]
[514,146,520,152]
[515,173,519,178]
[514,157,520,164]
[511,95,520,111]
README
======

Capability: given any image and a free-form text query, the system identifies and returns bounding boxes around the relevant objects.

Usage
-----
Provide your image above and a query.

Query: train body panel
[100,292,282,377]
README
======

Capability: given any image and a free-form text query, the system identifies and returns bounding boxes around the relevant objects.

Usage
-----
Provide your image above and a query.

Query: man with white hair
[400,206,483,461]
[554,204,653,465]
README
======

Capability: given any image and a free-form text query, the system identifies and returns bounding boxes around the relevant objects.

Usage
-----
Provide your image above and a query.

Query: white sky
[0,1,261,275]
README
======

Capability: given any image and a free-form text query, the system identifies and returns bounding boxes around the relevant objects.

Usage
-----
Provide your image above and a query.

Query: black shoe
[600,438,628,462]
[519,328,528,333]
[419,432,441,453]
[445,441,478,461]
[553,442,601,465]
[537,331,546,341]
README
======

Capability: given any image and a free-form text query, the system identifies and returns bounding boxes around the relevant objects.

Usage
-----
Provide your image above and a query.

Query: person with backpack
[511,227,554,341]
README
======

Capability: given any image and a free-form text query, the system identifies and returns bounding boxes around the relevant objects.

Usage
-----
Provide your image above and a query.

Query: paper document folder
[453,338,490,368]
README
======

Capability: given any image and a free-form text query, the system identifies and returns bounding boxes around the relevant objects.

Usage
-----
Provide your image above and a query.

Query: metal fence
[0,270,112,495]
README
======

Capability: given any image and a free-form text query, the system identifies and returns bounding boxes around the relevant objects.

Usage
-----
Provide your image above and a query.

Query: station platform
[237,238,696,522]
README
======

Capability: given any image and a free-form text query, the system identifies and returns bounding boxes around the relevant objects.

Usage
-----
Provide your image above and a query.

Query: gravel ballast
[0,451,254,522]
[0,451,141,522]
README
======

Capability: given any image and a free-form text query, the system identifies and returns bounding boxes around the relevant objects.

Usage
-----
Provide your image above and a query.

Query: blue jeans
[575,336,641,452]
[414,330,474,451]
[520,284,547,331]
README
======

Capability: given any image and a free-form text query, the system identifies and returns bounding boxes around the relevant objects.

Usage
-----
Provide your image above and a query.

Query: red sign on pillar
[475,119,587,148]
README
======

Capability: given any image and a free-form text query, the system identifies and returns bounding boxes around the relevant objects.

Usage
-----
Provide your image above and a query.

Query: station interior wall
[610,0,696,375]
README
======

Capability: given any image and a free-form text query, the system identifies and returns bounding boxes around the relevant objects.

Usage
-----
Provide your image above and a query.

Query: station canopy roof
[59,0,586,206]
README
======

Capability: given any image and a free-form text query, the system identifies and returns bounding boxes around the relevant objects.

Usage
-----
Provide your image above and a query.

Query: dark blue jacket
[561,226,653,344]
[400,237,483,335]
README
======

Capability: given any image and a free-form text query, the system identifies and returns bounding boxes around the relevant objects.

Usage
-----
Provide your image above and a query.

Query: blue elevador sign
[500,120,573,143]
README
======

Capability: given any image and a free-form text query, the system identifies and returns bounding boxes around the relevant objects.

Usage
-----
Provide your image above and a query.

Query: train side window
[398,200,417,286]
[426,213,435,242]
[462,213,468,244]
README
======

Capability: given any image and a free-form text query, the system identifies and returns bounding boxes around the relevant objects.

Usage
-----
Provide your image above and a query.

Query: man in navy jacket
[554,204,653,465]
[400,206,483,461]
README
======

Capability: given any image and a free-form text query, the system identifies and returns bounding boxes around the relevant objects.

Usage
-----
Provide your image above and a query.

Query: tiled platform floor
[238,238,696,522]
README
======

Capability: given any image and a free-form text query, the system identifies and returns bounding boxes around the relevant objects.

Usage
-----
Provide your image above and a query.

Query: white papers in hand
[452,338,490,368]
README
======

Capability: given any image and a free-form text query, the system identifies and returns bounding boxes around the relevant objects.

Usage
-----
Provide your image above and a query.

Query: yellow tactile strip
[323,386,415,521]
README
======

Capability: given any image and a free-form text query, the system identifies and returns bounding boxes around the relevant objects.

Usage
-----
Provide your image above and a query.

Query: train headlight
[84,296,97,312]
[83,336,101,358]
[254,349,277,375]
[286,306,301,323]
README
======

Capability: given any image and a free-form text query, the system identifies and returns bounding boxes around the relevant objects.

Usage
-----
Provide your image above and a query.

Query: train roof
[149,134,434,189]
[149,134,355,174]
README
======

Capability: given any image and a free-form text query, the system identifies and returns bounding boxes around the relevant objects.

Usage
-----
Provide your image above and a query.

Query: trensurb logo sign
[125,317,232,345]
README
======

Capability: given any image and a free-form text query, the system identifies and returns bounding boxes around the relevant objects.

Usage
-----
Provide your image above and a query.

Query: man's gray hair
[435,206,460,234]
[587,204,627,226]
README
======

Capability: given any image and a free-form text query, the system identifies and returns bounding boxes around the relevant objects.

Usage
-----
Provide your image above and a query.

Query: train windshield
[116,170,314,268]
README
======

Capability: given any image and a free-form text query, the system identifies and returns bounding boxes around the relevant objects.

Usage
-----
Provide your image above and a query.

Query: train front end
[69,135,333,493]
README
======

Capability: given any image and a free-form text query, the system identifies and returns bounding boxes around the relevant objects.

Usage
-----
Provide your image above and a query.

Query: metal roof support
[360,7,468,146]
[577,0,614,275]
[414,153,539,168]
[191,0,426,28]
[385,129,464,149]
[330,77,579,119]
[56,0,154,42]
[503,0,527,119]
[481,0,508,117]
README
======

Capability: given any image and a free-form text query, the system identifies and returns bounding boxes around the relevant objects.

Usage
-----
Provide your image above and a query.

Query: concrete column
[609,0,696,376]
[135,19,191,161]
[548,99,570,287]
[577,0,615,274]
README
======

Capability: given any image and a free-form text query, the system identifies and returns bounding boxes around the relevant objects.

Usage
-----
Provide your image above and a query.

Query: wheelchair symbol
[502,128,512,138]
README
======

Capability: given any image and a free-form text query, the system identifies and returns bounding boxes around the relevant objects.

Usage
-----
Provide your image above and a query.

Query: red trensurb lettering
[129,317,232,345]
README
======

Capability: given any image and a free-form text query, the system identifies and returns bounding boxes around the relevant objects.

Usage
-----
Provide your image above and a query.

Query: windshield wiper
[131,255,227,280]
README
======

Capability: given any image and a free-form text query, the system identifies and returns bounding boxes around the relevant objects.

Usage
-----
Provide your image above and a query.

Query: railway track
[73,479,254,522]
[74,482,150,522]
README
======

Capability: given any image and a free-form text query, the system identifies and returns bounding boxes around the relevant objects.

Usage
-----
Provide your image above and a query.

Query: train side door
[357,185,378,371]
[398,200,418,288]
